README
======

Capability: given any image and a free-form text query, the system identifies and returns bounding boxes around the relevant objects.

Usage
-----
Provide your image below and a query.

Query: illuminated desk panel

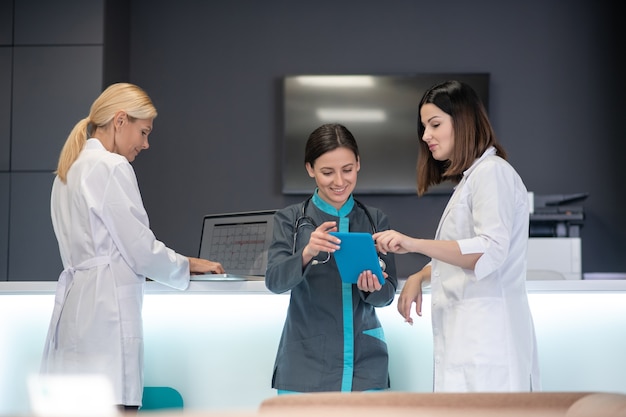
[1,280,625,415]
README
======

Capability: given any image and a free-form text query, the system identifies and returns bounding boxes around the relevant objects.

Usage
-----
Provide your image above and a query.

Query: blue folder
[330,232,385,285]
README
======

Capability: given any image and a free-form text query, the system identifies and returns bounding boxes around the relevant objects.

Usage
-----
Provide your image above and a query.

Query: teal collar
[311,189,354,232]
[311,189,354,217]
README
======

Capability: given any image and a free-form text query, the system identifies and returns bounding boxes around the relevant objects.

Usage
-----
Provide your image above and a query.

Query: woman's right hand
[302,221,340,266]
[188,257,225,275]
[373,229,414,255]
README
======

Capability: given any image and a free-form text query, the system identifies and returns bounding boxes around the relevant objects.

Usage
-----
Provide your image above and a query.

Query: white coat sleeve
[99,161,190,290]
[457,159,517,280]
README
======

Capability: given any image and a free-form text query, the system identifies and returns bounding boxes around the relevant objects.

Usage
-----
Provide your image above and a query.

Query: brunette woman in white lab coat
[40,83,224,411]
[374,80,541,392]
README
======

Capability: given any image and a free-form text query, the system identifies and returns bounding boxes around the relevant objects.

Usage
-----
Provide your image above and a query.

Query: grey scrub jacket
[265,196,398,392]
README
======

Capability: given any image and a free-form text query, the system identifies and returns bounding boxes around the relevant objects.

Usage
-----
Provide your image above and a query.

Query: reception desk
[1,279,626,415]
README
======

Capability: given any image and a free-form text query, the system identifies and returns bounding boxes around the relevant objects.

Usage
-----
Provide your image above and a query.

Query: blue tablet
[330,232,385,285]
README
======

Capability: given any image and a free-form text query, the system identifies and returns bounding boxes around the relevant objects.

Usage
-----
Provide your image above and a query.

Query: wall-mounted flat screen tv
[282,73,490,194]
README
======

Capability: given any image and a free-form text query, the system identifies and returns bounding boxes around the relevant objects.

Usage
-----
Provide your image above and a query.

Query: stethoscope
[293,196,386,271]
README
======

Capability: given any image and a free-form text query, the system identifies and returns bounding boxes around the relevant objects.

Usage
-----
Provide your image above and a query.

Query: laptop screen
[198,210,277,277]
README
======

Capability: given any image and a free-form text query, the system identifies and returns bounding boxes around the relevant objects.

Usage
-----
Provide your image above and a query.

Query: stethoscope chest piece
[378,257,386,272]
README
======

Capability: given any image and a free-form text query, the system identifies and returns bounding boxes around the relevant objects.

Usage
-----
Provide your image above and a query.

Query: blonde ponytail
[55,118,90,183]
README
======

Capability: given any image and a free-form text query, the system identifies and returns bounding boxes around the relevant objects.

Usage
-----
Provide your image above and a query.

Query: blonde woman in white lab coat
[41,83,224,412]
[374,80,540,392]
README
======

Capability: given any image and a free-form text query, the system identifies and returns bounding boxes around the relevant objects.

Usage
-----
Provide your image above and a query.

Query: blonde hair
[55,83,157,182]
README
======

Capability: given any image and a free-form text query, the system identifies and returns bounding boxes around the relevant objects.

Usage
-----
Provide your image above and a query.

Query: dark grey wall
[128,0,624,277]
[0,0,105,281]
[1,0,623,281]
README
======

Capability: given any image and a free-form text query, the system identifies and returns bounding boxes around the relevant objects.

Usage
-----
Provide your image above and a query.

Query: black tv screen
[282,73,490,194]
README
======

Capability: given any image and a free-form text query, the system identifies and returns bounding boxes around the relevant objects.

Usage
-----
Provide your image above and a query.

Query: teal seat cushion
[140,386,184,411]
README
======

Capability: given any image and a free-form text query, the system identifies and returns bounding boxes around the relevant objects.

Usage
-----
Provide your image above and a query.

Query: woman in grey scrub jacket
[265,123,398,393]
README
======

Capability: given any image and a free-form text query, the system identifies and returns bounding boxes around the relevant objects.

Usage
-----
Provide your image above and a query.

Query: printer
[529,192,587,238]
[527,192,587,280]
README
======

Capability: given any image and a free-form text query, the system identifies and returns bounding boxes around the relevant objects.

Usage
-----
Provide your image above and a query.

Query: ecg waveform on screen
[207,222,268,271]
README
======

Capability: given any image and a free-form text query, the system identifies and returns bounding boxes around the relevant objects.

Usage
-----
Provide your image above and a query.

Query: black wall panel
[0,173,8,281]
[0,48,10,172]
[11,46,103,171]
[1,0,105,281]
[13,0,103,45]
[8,172,61,281]
[0,0,13,45]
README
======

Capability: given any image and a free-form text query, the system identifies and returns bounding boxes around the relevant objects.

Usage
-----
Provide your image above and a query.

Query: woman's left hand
[356,270,384,292]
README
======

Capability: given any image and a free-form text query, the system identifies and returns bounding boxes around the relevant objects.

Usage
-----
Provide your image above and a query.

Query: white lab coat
[430,147,541,392]
[41,139,190,406]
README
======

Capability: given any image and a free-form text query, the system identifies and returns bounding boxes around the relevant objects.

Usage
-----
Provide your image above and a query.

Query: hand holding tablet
[330,232,385,285]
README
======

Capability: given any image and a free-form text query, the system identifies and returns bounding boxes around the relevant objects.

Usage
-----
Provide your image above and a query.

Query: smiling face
[305,146,360,210]
[420,103,454,161]
[112,112,153,162]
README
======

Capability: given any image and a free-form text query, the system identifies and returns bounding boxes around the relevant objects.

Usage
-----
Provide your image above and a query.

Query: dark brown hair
[304,123,360,168]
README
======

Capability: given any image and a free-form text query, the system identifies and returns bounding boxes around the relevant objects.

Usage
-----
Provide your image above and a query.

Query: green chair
[140,386,184,412]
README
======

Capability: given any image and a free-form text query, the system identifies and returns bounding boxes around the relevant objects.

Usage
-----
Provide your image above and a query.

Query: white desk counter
[1,279,626,415]
[3,277,625,294]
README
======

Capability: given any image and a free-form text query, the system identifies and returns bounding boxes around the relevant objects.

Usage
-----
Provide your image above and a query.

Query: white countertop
[1,278,625,295]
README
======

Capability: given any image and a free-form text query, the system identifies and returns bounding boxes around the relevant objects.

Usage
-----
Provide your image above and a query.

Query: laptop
[191,210,277,281]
